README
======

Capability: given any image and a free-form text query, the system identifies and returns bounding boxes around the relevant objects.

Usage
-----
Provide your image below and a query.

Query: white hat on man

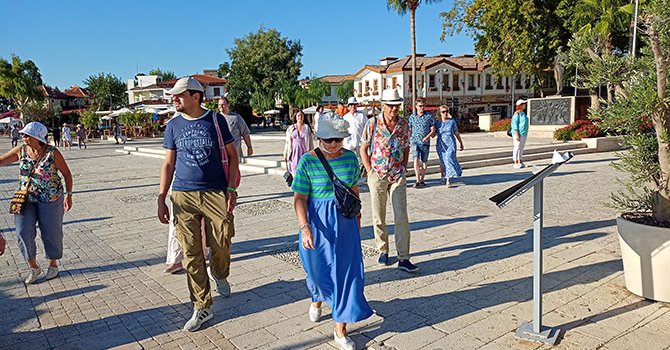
[167,76,204,95]
[515,98,528,106]
[380,89,403,105]
[347,97,359,105]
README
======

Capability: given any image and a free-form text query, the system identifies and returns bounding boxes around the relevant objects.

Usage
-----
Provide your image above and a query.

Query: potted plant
[595,2,670,302]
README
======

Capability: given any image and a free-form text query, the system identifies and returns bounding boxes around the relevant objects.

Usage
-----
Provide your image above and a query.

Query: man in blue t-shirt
[157,76,239,332]
[408,98,436,188]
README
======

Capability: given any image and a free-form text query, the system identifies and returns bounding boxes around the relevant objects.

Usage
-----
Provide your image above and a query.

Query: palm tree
[571,0,634,52]
[387,0,441,109]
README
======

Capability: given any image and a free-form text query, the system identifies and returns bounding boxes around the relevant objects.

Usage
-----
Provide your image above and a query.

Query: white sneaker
[519,163,526,168]
[308,304,322,322]
[207,266,231,297]
[24,267,42,284]
[513,164,522,169]
[183,307,213,332]
[333,330,355,350]
[44,266,59,281]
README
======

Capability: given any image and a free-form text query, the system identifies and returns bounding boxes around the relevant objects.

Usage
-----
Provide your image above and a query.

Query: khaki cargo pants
[171,190,235,310]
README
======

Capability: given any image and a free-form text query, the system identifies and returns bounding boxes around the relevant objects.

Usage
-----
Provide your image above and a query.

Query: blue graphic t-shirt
[163,110,234,191]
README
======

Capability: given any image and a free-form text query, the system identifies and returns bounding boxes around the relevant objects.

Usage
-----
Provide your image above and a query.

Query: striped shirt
[291,149,360,199]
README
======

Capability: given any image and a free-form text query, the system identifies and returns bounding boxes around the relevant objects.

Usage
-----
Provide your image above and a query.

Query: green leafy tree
[148,68,177,81]
[388,0,442,107]
[217,62,231,78]
[226,27,303,114]
[442,0,571,96]
[0,54,44,121]
[80,110,100,137]
[336,80,355,102]
[84,73,127,111]
[595,0,670,223]
[21,100,51,123]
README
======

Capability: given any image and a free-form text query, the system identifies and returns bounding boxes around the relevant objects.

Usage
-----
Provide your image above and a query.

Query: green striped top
[291,149,360,199]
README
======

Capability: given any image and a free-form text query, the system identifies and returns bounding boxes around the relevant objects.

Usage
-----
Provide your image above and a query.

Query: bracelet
[227,187,237,192]
[299,223,310,230]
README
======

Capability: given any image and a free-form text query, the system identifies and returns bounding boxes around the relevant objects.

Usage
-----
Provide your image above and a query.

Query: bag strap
[314,148,338,184]
[211,111,229,180]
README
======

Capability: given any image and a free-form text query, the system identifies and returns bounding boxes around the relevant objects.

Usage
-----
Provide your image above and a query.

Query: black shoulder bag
[314,148,362,220]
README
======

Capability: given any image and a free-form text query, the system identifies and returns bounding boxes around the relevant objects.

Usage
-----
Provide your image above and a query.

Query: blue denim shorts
[412,143,430,163]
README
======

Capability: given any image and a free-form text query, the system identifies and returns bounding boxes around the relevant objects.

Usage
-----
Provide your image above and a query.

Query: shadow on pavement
[359,216,488,241]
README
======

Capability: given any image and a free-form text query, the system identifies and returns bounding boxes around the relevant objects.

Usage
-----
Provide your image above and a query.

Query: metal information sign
[489,151,574,345]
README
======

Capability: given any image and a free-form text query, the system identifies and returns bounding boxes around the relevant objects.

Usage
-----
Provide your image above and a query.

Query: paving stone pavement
[0,137,669,350]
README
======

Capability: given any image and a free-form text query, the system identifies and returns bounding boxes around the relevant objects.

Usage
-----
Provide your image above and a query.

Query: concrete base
[515,322,562,345]
[582,136,623,151]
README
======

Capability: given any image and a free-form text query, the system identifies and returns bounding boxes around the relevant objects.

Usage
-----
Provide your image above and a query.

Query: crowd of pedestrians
[0,74,531,350]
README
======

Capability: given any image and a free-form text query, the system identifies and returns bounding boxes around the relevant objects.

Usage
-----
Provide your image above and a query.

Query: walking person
[61,123,72,150]
[0,122,73,284]
[342,97,367,159]
[218,97,253,159]
[408,98,435,188]
[112,122,125,144]
[312,105,325,134]
[283,110,314,175]
[434,105,464,187]
[76,124,87,150]
[10,124,20,147]
[157,76,239,332]
[360,89,419,272]
[511,99,529,168]
[52,125,61,147]
[292,112,373,350]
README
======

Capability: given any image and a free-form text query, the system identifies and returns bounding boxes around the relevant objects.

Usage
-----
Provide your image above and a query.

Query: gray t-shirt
[224,112,250,153]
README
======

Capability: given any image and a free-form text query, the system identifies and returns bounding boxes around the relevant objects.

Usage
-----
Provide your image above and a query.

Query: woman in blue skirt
[434,105,464,187]
[292,112,373,350]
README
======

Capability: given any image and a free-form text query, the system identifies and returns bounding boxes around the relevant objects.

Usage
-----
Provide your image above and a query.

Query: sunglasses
[440,110,448,113]
[321,138,343,144]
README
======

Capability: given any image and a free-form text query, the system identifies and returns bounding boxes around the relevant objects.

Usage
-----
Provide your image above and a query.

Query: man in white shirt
[342,97,367,154]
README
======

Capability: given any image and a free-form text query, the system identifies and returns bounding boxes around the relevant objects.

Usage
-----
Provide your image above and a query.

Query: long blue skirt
[298,198,373,323]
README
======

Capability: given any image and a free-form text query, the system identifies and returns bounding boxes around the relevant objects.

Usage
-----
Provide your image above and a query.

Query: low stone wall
[581,136,623,151]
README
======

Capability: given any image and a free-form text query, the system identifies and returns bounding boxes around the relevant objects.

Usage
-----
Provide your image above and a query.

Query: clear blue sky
[2,0,474,89]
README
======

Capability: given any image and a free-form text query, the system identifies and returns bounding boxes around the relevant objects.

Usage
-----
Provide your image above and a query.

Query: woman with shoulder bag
[291,112,372,350]
[283,110,314,175]
[0,122,73,284]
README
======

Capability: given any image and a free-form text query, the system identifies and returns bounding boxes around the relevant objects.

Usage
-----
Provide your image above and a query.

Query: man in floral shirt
[360,89,419,273]
[408,98,435,188]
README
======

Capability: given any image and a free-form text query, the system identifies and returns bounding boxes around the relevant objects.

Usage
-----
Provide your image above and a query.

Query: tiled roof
[319,75,354,83]
[40,85,70,99]
[63,86,92,98]
[353,54,489,78]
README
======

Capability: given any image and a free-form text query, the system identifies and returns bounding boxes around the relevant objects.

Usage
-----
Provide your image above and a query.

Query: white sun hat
[19,122,48,143]
[315,112,350,139]
[380,89,403,105]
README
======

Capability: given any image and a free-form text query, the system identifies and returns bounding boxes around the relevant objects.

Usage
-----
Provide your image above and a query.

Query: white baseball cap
[19,122,48,144]
[347,97,359,105]
[515,99,528,106]
[167,76,204,95]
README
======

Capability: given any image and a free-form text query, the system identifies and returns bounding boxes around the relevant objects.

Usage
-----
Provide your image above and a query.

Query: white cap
[515,99,528,106]
[20,122,48,144]
[167,76,204,95]
[347,97,359,105]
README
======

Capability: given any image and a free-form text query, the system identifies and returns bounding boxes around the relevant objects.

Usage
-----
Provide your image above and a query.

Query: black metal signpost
[489,151,574,345]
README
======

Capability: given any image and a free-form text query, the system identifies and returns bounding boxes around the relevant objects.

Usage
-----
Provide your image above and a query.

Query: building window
[485,74,493,90]
[429,74,436,91]
[515,76,522,89]
[213,87,220,96]
[373,80,379,95]
[441,74,448,91]
[392,77,398,89]
[382,78,387,89]
[358,82,363,97]
[468,74,476,90]
[364,81,370,96]
[452,74,460,91]
[496,76,503,89]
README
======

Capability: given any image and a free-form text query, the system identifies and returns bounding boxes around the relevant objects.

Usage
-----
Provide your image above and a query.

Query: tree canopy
[336,80,355,102]
[148,68,177,81]
[0,54,44,119]
[225,27,303,114]
[84,73,127,111]
[442,0,572,93]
